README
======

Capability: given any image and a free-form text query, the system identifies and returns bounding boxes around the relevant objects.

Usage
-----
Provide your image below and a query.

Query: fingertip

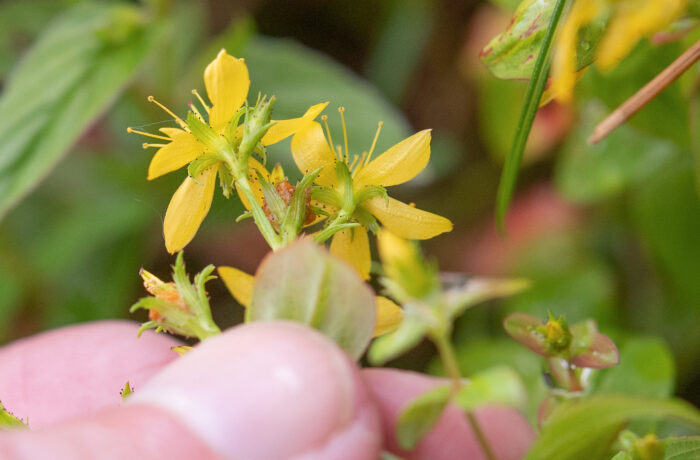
[130,321,381,460]
[0,320,181,428]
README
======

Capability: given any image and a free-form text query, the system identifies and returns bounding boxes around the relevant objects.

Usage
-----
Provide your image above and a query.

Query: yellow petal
[363,196,452,239]
[550,0,604,103]
[373,296,403,337]
[330,227,371,280]
[236,158,270,210]
[262,102,329,145]
[291,121,337,187]
[171,346,192,356]
[218,266,254,307]
[205,49,250,132]
[354,129,431,188]
[148,128,205,180]
[597,0,686,71]
[163,167,217,254]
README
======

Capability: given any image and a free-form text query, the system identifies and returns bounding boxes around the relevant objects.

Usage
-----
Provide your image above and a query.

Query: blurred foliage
[0,1,700,452]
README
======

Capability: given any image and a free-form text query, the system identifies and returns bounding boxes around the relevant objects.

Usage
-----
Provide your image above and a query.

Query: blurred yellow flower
[551,0,687,103]
[218,265,403,337]
[129,49,326,253]
[291,110,452,279]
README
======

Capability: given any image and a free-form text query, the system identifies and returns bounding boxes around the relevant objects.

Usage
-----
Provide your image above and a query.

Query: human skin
[0,320,535,459]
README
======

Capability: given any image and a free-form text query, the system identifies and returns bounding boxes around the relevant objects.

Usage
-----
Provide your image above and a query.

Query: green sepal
[239,96,275,167]
[224,106,247,142]
[282,167,322,235]
[335,161,354,210]
[310,186,343,209]
[236,210,253,222]
[354,184,387,207]
[188,153,221,179]
[186,112,225,152]
[396,384,452,450]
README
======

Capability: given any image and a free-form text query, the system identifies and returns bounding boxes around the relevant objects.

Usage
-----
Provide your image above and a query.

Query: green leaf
[0,2,159,220]
[663,437,700,459]
[368,311,428,365]
[247,240,376,360]
[0,401,25,428]
[396,384,451,450]
[454,366,528,412]
[596,337,675,399]
[525,396,700,460]
[495,0,568,229]
[481,0,604,80]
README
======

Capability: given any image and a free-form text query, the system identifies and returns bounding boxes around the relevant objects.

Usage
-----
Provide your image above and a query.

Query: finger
[0,320,180,428]
[362,368,535,460]
[128,321,381,460]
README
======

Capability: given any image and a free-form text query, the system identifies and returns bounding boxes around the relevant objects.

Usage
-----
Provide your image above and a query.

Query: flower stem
[433,332,498,460]
[235,174,283,250]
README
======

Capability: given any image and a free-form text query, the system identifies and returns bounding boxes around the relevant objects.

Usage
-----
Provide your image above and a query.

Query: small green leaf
[247,240,376,360]
[663,437,700,459]
[454,366,528,412]
[481,0,605,80]
[396,384,451,450]
[503,312,549,357]
[525,396,700,460]
[368,311,428,365]
[0,401,25,428]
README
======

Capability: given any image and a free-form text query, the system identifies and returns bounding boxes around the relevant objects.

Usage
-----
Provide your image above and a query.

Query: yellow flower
[129,49,327,253]
[551,0,687,103]
[218,265,404,337]
[291,109,452,279]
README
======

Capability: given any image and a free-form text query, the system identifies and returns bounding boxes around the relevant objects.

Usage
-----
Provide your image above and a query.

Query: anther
[147,95,188,130]
[365,121,384,167]
[127,127,170,141]
[338,107,349,163]
[142,143,166,149]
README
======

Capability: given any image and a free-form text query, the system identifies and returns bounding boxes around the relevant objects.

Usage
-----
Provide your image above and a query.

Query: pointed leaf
[454,366,528,412]
[396,384,451,450]
[503,312,550,357]
[247,240,375,360]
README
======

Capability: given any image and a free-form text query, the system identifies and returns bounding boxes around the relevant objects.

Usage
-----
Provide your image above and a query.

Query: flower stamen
[364,121,383,167]
[147,95,188,130]
[338,107,349,163]
[321,115,336,157]
[142,142,167,149]
[126,127,170,141]
[188,102,205,123]
[191,89,210,114]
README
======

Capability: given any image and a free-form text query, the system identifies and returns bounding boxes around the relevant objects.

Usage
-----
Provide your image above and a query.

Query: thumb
[129,321,381,460]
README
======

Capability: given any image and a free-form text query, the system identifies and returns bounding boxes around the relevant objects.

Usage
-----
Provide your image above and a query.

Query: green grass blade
[495,0,568,229]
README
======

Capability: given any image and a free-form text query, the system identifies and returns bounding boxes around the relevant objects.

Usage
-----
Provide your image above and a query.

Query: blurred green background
[0,0,697,414]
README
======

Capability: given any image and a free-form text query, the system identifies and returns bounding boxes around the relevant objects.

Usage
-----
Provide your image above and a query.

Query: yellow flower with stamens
[291,108,452,279]
[218,265,404,337]
[129,49,327,253]
[551,0,687,103]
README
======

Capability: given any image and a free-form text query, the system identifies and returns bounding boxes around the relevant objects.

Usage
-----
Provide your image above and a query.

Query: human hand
[0,321,534,459]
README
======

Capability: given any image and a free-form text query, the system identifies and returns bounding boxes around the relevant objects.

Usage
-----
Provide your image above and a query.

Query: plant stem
[495,0,568,230]
[434,332,498,460]
[589,38,700,144]
[235,174,283,250]
[313,211,351,243]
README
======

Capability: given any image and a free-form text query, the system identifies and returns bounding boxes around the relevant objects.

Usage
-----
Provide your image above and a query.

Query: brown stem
[589,39,700,145]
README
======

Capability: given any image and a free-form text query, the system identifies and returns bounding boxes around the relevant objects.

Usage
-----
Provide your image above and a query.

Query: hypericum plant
[117,48,700,458]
